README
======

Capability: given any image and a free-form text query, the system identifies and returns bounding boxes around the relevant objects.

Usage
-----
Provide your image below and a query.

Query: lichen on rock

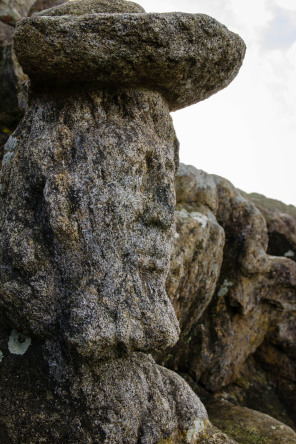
[8,329,31,355]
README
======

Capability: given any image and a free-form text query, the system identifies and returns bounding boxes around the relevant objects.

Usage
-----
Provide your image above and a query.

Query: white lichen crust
[8,329,31,355]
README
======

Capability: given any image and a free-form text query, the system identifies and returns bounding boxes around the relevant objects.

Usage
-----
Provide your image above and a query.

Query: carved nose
[142,185,175,229]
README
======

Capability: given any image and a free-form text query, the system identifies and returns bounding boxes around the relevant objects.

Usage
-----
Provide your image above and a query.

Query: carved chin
[64,268,180,361]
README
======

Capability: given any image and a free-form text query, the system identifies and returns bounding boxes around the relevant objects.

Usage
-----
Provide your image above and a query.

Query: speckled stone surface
[155,164,296,437]
[0,88,180,357]
[0,0,66,168]
[0,1,247,442]
[0,88,212,442]
[207,400,296,444]
[33,0,146,15]
[159,164,296,392]
[14,5,245,110]
[0,325,209,444]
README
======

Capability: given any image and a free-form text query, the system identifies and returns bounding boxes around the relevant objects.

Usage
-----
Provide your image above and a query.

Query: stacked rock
[0,0,245,442]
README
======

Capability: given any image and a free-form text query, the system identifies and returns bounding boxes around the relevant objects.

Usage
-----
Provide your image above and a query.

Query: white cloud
[274,0,296,12]
[136,0,296,206]
[264,7,296,49]
[228,0,273,36]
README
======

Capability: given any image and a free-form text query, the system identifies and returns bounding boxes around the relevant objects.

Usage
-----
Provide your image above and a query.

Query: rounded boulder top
[14,0,246,111]
[32,0,146,15]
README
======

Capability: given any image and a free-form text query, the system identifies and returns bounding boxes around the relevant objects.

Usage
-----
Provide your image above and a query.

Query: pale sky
[137,0,296,206]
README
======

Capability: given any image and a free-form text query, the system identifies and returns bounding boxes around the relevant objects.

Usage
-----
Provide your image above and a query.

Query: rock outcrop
[0,13,25,165]
[0,0,246,442]
[242,191,296,261]
[206,399,296,444]
[158,163,296,437]
[0,0,66,168]
[29,0,66,15]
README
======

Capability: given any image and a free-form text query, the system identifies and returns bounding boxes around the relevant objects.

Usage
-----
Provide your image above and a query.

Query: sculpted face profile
[0,0,245,363]
[0,88,180,360]
[0,0,246,442]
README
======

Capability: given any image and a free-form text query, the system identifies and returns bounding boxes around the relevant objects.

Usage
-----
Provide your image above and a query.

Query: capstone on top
[33,0,146,15]
[14,0,246,111]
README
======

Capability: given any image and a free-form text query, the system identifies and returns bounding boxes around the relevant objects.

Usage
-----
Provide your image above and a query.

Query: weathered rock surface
[210,190,296,430]
[34,0,146,15]
[206,399,296,444]
[0,19,26,165]
[0,1,246,442]
[266,211,296,259]
[15,8,245,111]
[0,0,36,25]
[0,71,202,444]
[165,165,225,336]
[215,350,296,432]
[157,163,296,438]
[2,1,295,437]
[0,317,208,444]
[242,191,296,261]
[29,0,67,16]
[0,88,180,357]
[0,0,66,168]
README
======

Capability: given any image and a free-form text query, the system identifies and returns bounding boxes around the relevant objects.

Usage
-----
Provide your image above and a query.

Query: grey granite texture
[0,1,246,442]
[0,88,180,359]
[33,0,146,15]
[0,84,210,444]
[14,9,245,110]
[0,0,66,168]
[0,333,209,443]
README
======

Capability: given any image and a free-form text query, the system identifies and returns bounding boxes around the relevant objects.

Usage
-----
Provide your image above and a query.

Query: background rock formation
[158,163,296,439]
[242,191,296,261]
